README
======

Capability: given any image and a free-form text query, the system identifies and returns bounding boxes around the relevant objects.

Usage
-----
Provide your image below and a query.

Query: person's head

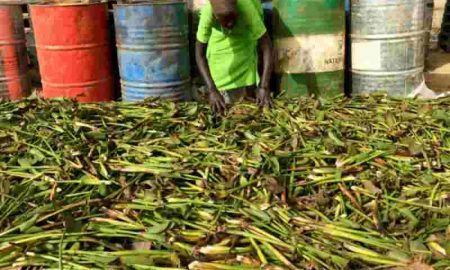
[210,0,238,30]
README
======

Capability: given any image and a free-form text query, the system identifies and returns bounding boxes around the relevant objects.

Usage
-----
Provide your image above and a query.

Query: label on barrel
[274,33,345,73]
[352,40,382,70]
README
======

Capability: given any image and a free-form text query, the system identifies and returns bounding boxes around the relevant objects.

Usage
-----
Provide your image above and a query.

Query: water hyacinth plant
[0,94,449,269]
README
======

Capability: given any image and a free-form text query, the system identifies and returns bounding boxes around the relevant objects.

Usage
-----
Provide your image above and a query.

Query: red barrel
[0,4,30,100]
[30,3,114,102]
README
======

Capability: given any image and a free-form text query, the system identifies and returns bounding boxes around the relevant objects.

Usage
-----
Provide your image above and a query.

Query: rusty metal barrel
[30,3,114,102]
[351,0,426,96]
[114,1,190,101]
[0,4,30,100]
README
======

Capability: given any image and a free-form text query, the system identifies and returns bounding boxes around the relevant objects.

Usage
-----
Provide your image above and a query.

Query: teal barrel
[114,1,190,101]
[272,0,345,98]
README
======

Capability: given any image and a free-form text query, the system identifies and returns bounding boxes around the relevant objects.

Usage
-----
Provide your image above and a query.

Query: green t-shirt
[197,0,267,91]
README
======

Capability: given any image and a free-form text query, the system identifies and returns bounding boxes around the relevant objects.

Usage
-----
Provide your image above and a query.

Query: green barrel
[273,0,345,98]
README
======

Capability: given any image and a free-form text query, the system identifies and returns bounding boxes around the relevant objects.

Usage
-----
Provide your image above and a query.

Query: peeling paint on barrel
[114,1,190,101]
[273,0,345,99]
[0,4,30,100]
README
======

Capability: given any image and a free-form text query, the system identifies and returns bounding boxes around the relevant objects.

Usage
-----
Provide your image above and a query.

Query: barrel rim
[0,3,26,6]
[114,0,185,6]
[29,1,107,8]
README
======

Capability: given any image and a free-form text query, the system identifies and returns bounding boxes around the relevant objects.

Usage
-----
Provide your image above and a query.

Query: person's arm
[195,41,215,92]
[196,3,226,114]
[256,32,273,107]
[195,40,226,114]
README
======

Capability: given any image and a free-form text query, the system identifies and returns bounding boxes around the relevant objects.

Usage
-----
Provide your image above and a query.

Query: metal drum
[30,3,114,102]
[273,0,345,99]
[0,4,30,100]
[351,0,426,96]
[114,1,190,102]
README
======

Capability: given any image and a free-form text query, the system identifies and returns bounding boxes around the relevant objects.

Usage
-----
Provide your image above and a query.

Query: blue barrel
[114,1,190,101]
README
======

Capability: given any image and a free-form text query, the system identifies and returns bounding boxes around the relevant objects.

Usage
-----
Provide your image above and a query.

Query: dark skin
[195,10,274,114]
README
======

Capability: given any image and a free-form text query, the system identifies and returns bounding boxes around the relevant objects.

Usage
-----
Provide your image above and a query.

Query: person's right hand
[208,88,226,114]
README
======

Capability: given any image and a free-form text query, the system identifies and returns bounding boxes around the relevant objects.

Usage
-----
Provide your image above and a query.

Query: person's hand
[256,87,273,108]
[208,88,226,114]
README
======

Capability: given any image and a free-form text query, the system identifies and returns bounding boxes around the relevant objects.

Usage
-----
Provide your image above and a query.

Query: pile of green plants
[0,95,449,269]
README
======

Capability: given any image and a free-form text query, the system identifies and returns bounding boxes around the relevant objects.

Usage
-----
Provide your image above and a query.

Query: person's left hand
[256,87,273,108]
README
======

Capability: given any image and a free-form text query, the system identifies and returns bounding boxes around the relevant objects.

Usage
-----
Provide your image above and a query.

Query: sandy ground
[425,49,450,93]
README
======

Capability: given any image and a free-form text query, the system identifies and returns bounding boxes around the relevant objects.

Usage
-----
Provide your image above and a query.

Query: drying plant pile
[0,95,449,270]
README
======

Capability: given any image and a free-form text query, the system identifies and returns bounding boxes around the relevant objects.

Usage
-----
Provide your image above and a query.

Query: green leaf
[142,232,165,243]
[29,148,45,162]
[86,131,107,140]
[98,162,109,179]
[146,221,170,234]
[241,208,271,223]
[315,110,325,121]
[410,240,431,255]
[270,157,280,174]
[328,129,345,147]
[244,131,256,140]
[18,158,32,168]
[252,144,261,157]
[80,173,101,185]
[19,214,38,232]
[186,104,198,116]
[397,207,419,228]
[387,250,410,263]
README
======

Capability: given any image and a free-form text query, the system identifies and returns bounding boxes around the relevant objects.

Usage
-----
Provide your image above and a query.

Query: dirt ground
[425,49,450,93]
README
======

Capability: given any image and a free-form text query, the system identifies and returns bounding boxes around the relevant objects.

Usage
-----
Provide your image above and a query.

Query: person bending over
[195,0,273,113]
